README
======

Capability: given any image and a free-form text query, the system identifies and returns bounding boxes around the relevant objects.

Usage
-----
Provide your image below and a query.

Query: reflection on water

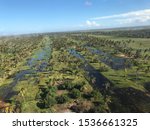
[69,49,112,91]
[0,43,51,100]
[86,47,132,70]
[69,49,85,61]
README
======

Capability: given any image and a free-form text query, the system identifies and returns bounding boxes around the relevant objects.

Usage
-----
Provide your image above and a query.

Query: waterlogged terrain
[86,47,132,70]
[0,39,52,100]
[0,30,150,113]
[69,48,112,90]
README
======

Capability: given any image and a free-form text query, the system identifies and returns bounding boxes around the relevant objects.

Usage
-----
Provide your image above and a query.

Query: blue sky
[0,0,150,35]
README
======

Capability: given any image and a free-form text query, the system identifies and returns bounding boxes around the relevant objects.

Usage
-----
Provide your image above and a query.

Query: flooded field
[0,32,150,113]
[0,39,52,101]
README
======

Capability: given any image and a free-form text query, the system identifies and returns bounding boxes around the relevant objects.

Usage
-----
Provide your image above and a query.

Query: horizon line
[1,25,150,37]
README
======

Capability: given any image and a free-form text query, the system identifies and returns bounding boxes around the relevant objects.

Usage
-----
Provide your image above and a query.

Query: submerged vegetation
[0,28,150,113]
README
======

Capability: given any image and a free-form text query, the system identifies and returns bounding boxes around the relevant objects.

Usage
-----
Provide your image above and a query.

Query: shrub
[36,100,45,109]
[37,86,57,109]
[98,66,109,72]
[58,82,74,90]
[91,90,105,105]
[66,83,74,90]
[70,89,81,99]
[58,84,66,90]
[45,94,57,108]
[56,95,69,104]
[83,92,92,99]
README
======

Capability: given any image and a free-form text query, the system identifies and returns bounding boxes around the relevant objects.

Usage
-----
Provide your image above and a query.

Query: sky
[0,0,150,35]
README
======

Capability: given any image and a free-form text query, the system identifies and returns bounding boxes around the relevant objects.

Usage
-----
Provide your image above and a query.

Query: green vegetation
[56,95,69,104]
[0,29,150,113]
[70,89,81,99]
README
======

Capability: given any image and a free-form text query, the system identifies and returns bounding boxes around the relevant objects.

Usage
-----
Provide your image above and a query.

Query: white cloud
[85,1,92,6]
[91,9,150,25]
[85,20,100,27]
[116,16,150,25]
[79,20,101,28]
[91,9,150,20]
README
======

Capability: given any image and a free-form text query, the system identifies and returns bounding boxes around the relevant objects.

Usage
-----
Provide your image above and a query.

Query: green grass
[90,34,150,49]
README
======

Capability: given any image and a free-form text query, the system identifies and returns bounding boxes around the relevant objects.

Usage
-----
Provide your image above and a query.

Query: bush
[70,89,81,99]
[58,84,66,90]
[36,100,45,109]
[45,94,57,108]
[91,90,105,105]
[37,86,57,109]
[74,84,82,90]
[91,90,100,98]
[47,86,57,93]
[58,82,74,90]
[98,66,109,72]
[56,95,69,104]
[58,81,85,91]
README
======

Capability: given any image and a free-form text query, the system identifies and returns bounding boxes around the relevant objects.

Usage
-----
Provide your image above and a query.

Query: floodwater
[86,47,132,70]
[69,49,112,91]
[0,42,51,101]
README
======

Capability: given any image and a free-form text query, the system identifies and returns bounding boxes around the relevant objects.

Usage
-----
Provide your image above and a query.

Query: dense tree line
[83,29,150,38]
